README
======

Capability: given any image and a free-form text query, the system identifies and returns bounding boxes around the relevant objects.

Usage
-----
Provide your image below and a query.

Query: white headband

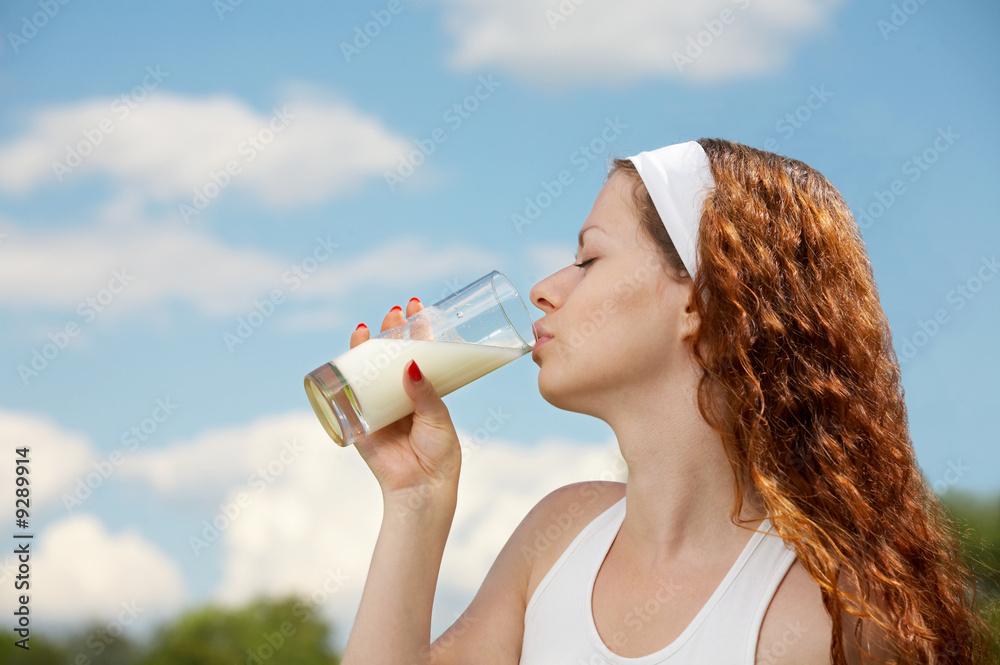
[627,141,715,279]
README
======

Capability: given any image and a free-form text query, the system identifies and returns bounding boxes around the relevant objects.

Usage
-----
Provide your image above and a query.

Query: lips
[532,322,553,360]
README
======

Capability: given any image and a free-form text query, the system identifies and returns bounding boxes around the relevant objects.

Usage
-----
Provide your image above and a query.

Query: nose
[529,267,570,313]
[529,281,550,313]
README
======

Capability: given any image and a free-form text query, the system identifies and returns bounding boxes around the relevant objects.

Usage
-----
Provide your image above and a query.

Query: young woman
[340,139,988,664]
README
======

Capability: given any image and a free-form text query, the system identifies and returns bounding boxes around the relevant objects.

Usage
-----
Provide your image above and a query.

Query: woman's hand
[349,298,462,505]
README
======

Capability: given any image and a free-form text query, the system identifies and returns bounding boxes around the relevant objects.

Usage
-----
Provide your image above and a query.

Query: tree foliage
[940,490,1000,596]
[136,596,340,665]
[0,596,339,665]
[939,490,1000,658]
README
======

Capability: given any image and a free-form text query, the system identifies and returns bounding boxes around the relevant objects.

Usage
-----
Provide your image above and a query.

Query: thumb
[402,360,450,423]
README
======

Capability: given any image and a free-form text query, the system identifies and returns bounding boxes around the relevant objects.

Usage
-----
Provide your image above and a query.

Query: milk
[333,338,526,432]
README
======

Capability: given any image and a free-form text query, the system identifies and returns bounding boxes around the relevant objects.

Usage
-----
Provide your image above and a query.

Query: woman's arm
[339,300,465,665]
[341,482,458,665]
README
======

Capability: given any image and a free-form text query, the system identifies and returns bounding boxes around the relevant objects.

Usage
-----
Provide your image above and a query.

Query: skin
[341,171,847,665]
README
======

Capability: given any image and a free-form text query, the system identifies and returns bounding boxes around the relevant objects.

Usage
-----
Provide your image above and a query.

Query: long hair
[610,139,988,664]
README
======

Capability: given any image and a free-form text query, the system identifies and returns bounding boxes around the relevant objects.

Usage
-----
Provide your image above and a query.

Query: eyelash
[573,258,596,269]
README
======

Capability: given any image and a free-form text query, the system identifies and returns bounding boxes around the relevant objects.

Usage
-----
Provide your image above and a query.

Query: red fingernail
[355,323,367,331]
[391,305,402,312]
[409,297,421,304]
[408,360,422,382]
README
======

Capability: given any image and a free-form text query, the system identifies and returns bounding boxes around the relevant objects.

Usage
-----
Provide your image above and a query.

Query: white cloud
[0,412,183,630]
[0,412,181,627]
[0,409,95,518]
[118,412,316,500]
[0,219,286,317]
[0,216,500,318]
[434,0,846,85]
[0,91,410,207]
[125,409,625,645]
[32,514,186,623]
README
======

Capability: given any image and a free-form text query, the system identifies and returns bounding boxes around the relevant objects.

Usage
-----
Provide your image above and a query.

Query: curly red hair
[611,139,989,664]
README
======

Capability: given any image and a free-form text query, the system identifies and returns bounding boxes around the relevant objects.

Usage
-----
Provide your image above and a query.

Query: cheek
[565,278,658,353]
[559,289,628,352]
[599,277,678,360]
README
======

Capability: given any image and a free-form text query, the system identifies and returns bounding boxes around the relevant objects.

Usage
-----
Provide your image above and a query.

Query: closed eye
[573,258,596,269]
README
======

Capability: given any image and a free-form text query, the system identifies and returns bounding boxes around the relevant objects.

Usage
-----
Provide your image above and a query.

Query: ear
[680,290,700,341]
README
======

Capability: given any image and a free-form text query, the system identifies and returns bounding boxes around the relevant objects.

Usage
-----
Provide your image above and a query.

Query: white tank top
[520,497,797,664]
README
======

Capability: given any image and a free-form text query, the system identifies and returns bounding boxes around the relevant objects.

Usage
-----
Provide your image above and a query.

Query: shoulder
[515,481,626,603]
[757,559,897,665]
[527,479,626,520]
[756,559,832,664]
[422,481,625,664]
[518,480,626,556]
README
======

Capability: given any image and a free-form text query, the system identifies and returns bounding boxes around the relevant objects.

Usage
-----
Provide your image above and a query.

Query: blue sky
[1,0,997,649]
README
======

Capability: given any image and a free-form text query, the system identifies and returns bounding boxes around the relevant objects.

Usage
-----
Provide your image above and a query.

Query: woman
[340,139,988,664]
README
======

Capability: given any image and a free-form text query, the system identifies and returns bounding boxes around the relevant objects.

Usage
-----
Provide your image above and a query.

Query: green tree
[137,596,340,665]
[940,490,1000,596]
[0,633,68,665]
[56,626,143,665]
[0,617,142,665]
[939,490,1000,658]
[0,597,341,665]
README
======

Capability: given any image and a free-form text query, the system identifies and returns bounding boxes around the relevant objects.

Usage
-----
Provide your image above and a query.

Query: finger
[408,297,434,341]
[402,359,450,423]
[380,305,405,332]
[405,296,424,318]
[349,322,370,349]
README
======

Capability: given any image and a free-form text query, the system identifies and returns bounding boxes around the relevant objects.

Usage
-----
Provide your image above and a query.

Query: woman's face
[529,171,699,417]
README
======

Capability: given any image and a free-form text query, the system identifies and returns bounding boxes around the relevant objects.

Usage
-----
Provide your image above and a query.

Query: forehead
[577,170,638,249]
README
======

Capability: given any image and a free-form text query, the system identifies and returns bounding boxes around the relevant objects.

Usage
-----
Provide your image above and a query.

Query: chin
[537,371,598,416]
